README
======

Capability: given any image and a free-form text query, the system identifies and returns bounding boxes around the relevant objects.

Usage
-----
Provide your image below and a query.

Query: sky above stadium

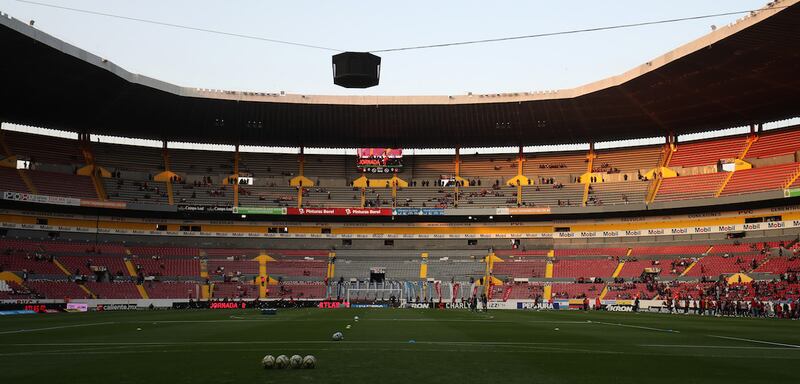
[0,0,771,97]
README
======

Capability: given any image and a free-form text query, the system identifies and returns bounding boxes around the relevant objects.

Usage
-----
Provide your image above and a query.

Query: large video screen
[357,148,403,173]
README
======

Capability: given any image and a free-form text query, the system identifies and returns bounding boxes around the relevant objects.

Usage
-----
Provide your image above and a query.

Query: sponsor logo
[606,305,633,312]
[625,230,642,236]
[743,224,761,230]
[693,227,711,233]
[517,302,559,310]
[647,229,665,235]
[767,222,785,229]
[671,228,688,234]
[718,225,736,232]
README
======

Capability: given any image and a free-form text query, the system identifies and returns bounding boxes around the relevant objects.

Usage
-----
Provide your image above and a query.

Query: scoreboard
[357,148,403,173]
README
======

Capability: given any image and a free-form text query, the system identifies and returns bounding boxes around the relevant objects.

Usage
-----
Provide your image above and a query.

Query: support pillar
[233,144,240,208]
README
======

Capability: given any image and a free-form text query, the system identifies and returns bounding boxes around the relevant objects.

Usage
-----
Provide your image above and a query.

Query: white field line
[0,322,116,335]
[640,344,800,350]
[591,321,679,333]
[707,335,800,349]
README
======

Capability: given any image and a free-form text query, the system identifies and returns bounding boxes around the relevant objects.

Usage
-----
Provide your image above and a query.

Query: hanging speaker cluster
[332,52,381,88]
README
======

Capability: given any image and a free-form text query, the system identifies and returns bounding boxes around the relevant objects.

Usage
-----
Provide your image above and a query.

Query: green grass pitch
[1,308,799,383]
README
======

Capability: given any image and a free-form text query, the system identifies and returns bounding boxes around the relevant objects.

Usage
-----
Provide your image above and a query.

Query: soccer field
[1,308,799,383]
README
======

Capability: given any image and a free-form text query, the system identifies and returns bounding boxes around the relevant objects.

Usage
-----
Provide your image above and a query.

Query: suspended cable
[370,7,789,53]
[14,0,345,52]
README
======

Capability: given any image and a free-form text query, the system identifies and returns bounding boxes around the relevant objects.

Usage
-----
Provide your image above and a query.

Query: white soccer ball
[332,331,344,341]
[302,355,316,369]
[261,355,275,369]
[275,354,290,368]
[290,354,303,368]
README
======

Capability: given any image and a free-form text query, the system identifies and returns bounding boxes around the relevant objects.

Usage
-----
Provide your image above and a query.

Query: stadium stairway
[611,262,624,278]
[124,259,138,277]
[545,261,553,278]
[136,284,149,299]
[599,285,609,300]
[543,285,552,301]
[679,259,699,277]
[255,253,275,298]
[52,257,96,298]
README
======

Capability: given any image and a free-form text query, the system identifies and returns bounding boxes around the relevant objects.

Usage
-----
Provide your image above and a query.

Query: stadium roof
[1,1,799,148]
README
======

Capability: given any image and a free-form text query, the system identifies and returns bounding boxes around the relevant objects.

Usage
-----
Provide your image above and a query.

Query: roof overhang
[0,1,799,147]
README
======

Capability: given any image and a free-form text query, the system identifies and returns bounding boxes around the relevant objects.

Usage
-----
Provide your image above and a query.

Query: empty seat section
[593,145,661,173]
[552,259,617,278]
[491,260,547,278]
[0,167,28,193]
[27,171,97,199]
[670,135,746,167]
[653,172,726,202]
[745,126,800,159]
[720,163,800,196]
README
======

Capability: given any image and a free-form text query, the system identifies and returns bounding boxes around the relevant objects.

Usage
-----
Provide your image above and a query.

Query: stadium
[1,1,800,383]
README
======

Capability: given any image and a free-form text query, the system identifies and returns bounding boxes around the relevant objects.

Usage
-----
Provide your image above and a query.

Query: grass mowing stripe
[707,335,800,349]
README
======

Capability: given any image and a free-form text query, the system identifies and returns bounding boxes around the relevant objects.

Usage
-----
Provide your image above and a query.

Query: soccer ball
[275,354,290,368]
[332,331,344,341]
[302,355,317,369]
[261,355,275,369]
[290,354,303,368]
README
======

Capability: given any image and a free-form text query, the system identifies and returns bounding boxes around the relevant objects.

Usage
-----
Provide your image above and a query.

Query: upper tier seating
[0,167,28,193]
[589,181,648,205]
[670,135,746,167]
[654,172,727,202]
[593,145,661,173]
[720,163,800,196]
[28,171,97,199]
[5,131,83,166]
[104,179,168,205]
[745,127,800,159]
[93,141,163,173]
